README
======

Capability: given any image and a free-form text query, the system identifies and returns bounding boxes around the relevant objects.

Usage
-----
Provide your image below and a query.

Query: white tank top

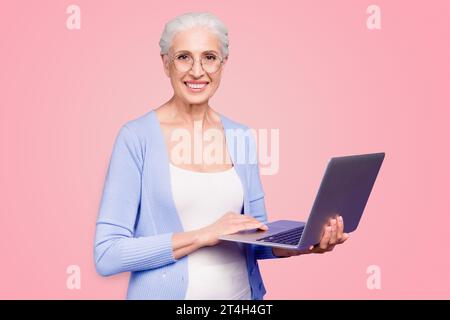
[169,163,251,300]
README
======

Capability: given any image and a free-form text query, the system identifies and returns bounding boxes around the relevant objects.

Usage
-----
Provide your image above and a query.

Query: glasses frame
[166,51,224,74]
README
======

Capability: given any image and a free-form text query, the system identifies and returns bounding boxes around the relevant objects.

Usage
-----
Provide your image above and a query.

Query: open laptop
[219,152,385,250]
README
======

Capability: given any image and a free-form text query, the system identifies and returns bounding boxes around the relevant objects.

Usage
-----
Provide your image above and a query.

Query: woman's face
[162,27,227,105]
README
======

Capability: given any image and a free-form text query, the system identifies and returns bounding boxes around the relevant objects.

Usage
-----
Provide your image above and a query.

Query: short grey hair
[159,12,229,58]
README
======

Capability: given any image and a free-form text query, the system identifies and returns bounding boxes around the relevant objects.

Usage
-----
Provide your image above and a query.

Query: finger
[233,217,268,231]
[244,220,269,230]
[242,216,268,230]
[242,221,267,231]
[309,244,322,254]
[340,233,350,243]
[320,226,332,250]
[314,246,326,254]
[329,218,337,245]
[242,214,261,220]
[336,215,344,242]
[232,216,261,227]
[320,221,332,247]
[237,215,264,225]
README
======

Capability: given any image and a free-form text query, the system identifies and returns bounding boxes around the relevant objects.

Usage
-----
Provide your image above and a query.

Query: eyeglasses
[167,51,224,74]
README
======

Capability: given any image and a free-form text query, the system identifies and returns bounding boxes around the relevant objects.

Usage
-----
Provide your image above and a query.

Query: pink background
[1,0,449,299]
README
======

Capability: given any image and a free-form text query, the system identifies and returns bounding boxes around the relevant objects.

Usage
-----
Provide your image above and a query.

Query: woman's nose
[189,58,206,77]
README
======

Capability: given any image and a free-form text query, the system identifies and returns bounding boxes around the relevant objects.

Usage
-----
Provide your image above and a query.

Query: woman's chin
[182,94,210,104]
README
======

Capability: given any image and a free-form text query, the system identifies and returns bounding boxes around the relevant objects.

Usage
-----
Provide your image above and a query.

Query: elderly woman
[94,12,348,300]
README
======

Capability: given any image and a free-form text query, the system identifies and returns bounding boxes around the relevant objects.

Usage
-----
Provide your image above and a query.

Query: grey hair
[159,12,229,58]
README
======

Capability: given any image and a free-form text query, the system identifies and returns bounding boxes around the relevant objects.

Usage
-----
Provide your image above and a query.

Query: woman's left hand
[272,215,349,258]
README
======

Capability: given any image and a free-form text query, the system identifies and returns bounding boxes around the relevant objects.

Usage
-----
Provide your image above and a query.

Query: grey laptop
[219,152,385,250]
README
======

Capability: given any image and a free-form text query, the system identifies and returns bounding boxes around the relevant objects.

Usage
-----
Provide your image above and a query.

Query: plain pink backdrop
[1,0,449,299]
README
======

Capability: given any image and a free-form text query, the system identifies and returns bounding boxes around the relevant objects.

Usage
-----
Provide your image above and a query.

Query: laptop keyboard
[256,226,304,245]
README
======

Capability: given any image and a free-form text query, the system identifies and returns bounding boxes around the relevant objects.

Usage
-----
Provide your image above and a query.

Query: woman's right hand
[197,212,268,247]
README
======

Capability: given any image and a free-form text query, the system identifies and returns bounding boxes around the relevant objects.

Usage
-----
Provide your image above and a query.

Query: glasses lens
[173,53,221,73]
[173,54,193,72]
[202,54,221,73]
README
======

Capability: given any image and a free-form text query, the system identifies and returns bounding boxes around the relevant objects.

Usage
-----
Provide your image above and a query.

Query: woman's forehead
[170,28,221,54]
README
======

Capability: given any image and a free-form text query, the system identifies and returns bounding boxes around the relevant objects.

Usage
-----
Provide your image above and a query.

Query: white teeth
[186,82,207,89]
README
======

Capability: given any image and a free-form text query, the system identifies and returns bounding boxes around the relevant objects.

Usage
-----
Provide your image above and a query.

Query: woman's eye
[177,55,190,60]
[205,55,217,61]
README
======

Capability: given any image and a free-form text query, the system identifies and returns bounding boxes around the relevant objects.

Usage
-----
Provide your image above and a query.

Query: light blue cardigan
[94,109,280,299]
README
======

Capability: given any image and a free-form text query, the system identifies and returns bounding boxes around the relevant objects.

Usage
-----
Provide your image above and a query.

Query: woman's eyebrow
[202,50,220,54]
[174,50,220,55]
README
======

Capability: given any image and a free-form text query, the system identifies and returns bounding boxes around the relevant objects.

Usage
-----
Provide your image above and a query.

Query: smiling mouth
[184,82,209,92]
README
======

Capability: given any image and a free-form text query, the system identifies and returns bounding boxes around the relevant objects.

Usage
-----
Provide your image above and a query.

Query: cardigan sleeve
[246,129,286,260]
[94,125,177,277]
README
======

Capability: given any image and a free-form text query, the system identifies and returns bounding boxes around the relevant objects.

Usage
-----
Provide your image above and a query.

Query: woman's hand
[197,212,268,247]
[272,215,349,258]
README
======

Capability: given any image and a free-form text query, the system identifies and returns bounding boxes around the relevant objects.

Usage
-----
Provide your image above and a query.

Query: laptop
[219,152,385,250]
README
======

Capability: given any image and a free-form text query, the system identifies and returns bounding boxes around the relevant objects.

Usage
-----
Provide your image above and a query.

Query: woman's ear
[219,56,228,75]
[161,54,170,77]
[222,56,228,68]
